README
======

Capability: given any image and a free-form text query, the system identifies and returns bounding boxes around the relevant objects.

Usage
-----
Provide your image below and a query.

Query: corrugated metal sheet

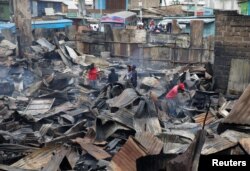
[239,138,250,155]
[163,143,189,154]
[104,108,135,129]
[106,88,138,108]
[11,146,66,170]
[201,135,236,155]
[74,137,111,160]
[95,119,130,141]
[135,132,163,155]
[193,112,216,126]
[111,137,147,171]
[134,117,162,135]
[224,84,250,125]
[220,130,250,143]
[24,98,55,116]
[228,59,250,95]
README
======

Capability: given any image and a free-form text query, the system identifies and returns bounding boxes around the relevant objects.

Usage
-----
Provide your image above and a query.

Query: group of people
[86,63,138,89]
[137,19,172,33]
[87,62,187,117]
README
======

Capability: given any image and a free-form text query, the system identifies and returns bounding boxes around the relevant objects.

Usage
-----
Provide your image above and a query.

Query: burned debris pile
[0,36,249,171]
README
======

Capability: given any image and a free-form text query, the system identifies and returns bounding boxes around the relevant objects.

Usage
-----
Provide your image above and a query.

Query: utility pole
[139,1,143,22]
[79,0,86,16]
[13,0,32,57]
[194,0,198,16]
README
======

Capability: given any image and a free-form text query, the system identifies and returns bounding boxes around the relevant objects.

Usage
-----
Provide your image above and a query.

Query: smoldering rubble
[0,36,249,171]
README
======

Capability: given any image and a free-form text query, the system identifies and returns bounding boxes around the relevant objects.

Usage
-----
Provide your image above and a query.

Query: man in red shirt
[165,83,185,116]
[88,63,98,88]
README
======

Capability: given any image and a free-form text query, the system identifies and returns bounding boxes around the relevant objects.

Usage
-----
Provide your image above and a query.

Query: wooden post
[13,0,32,57]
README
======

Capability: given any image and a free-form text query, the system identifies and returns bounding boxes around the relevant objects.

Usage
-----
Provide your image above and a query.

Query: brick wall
[214,10,250,93]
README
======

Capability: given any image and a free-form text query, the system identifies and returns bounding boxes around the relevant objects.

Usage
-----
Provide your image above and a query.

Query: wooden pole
[13,0,32,57]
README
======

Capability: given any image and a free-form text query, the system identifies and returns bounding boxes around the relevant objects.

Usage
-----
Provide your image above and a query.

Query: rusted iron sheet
[111,137,147,171]
[41,146,71,171]
[167,130,206,171]
[220,130,250,143]
[239,138,250,155]
[24,98,55,116]
[95,119,130,141]
[223,84,250,125]
[34,102,76,121]
[106,88,139,108]
[74,137,111,160]
[135,132,163,155]
[103,108,135,129]
[11,146,65,170]
[134,117,162,135]
[193,112,216,125]
[163,143,189,154]
[0,164,36,171]
[228,59,250,95]
[202,135,237,155]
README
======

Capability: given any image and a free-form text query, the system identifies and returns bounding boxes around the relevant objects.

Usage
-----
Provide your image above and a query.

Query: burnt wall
[214,10,250,93]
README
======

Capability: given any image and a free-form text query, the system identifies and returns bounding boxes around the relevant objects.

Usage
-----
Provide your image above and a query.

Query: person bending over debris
[131,65,138,88]
[165,83,185,117]
[87,63,98,88]
[108,68,119,84]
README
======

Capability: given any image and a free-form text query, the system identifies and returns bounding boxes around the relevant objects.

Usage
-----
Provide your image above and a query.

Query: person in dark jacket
[131,65,137,88]
[108,68,118,84]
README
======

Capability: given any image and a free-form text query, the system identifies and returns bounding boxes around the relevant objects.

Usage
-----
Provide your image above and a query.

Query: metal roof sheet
[111,137,147,171]
[223,84,250,126]
[201,135,236,155]
[135,132,163,155]
[106,88,139,108]
[108,11,137,19]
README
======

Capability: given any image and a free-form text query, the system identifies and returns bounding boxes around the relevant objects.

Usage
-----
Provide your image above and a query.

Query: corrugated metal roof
[106,88,139,108]
[11,146,67,170]
[134,117,162,135]
[104,108,135,129]
[220,130,250,143]
[74,137,111,160]
[223,84,250,125]
[135,133,163,155]
[193,112,216,126]
[201,135,236,155]
[24,98,55,116]
[163,143,189,154]
[108,11,137,19]
[239,138,250,155]
[111,137,147,171]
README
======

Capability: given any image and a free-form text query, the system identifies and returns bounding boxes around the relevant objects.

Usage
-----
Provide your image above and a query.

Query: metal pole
[100,0,102,16]
[195,0,198,16]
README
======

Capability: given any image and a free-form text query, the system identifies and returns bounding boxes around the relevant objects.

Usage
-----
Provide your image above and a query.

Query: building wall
[129,0,160,9]
[37,1,62,16]
[205,0,239,10]
[95,0,128,10]
[214,10,250,94]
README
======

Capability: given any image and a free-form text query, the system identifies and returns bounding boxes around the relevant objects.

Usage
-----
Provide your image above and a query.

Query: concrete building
[205,0,239,10]
[129,0,160,9]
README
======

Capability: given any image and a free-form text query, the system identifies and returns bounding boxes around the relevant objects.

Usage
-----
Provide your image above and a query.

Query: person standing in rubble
[124,65,132,80]
[165,83,185,117]
[87,63,98,88]
[131,65,138,88]
[108,68,119,84]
